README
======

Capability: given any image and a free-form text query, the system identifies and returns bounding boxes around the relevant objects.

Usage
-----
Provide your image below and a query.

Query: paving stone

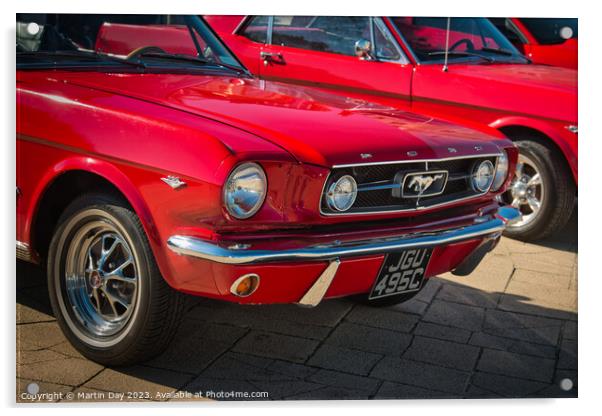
[422,300,485,331]
[146,319,246,374]
[534,369,578,398]
[84,366,192,397]
[414,322,472,344]
[441,252,514,293]
[563,320,578,340]
[188,300,349,336]
[404,336,480,371]
[477,349,555,383]
[385,299,429,316]
[17,322,67,351]
[307,344,381,376]
[146,340,231,374]
[511,268,573,290]
[371,356,470,394]
[345,305,419,332]
[470,371,548,398]
[483,309,562,346]
[18,356,103,387]
[49,341,85,359]
[435,283,500,308]
[307,369,380,394]
[16,295,55,324]
[557,340,577,370]
[499,280,577,319]
[201,352,290,382]
[176,318,248,345]
[16,348,67,365]
[325,322,413,356]
[375,381,457,399]
[233,331,319,363]
[463,385,503,399]
[267,360,320,379]
[469,332,557,359]
[509,252,574,276]
[413,278,442,303]
[17,378,73,403]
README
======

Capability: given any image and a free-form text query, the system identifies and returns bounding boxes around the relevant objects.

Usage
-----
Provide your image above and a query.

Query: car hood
[59,72,505,166]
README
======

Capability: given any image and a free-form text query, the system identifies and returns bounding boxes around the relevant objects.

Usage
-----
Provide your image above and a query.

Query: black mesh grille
[322,156,497,214]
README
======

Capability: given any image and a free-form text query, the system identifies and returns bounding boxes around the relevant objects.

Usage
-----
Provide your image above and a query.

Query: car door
[240,16,414,109]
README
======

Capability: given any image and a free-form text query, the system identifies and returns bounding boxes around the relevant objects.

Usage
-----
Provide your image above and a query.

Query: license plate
[369,248,433,300]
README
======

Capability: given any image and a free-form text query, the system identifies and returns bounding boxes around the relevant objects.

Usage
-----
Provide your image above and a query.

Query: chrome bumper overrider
[167,206,521,266]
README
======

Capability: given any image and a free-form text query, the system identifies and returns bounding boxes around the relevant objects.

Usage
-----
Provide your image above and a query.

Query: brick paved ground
[16,213,577,402]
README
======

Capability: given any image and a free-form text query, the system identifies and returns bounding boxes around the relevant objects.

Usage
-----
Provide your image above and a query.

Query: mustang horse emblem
[408,174,444,196]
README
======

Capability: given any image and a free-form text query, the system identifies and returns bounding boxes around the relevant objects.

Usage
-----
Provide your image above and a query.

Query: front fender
[490,116,578,184]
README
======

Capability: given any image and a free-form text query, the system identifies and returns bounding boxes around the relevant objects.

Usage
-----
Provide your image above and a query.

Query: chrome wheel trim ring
[504,153,545,228]
[54,209,143,348]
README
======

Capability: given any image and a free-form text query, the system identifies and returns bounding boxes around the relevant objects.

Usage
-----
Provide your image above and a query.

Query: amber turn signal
[230,274,260,297]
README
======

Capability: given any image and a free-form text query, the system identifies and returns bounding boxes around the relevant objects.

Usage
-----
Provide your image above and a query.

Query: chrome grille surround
[320,154,501,216]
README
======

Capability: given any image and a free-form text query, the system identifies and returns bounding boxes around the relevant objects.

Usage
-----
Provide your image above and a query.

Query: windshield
[389,17,528,63]
[16,14,246,73]
[520,18,578,45]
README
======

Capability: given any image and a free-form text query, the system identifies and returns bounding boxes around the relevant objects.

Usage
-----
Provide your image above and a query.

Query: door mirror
[559,26,574,40]
[355,39,375,60]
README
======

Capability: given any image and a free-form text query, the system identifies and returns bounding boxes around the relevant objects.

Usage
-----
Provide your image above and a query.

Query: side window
[489,18,523,44]
[374,19,401,60]
[271,16,370,56]
[241,16,269,44]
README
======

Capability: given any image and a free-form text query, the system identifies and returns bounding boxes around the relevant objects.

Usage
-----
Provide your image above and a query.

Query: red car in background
[17,14,519,365]
[489,18,577,69]
[206,16,578,241]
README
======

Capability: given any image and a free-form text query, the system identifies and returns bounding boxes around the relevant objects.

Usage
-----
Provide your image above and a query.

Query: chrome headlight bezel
[223,162,267,220]
[471,160,495,193]
[491,151,509,192]
[326,175,358,212]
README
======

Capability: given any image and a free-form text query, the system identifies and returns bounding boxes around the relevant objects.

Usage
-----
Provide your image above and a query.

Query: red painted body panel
[17,52,513,302]
[206,15,578,184]
[510,18,578,70]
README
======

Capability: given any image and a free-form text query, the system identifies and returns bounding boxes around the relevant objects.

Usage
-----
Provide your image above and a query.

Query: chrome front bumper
[167,206,521,265]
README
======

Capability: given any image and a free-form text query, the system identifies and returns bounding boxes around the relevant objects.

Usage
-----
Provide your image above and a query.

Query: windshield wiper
[479,47,531,63]
[17,51,147,69]
[427,50,495,63]
[134,52,248,75]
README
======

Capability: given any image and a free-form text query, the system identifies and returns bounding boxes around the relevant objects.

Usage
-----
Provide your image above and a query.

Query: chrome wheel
[61,216,140,343]
[505,154,544,228]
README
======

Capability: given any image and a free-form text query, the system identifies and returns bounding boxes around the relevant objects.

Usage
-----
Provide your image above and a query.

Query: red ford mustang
[17,14,519,365]
[489,18,577,69]
[206,15,578,241]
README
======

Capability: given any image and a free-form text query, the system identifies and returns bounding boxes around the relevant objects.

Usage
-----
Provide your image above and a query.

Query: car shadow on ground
[16,212,577,401]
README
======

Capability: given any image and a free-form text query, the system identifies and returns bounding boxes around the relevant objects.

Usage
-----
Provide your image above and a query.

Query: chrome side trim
[166,207,520,265]
[332,153,502,169]
[16,241,39,264]
[298,259,340,307]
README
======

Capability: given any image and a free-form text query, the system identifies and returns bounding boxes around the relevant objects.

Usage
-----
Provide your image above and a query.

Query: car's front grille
[321,155,499,215]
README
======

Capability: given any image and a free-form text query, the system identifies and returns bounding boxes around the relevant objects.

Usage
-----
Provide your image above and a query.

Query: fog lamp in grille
[326,175,357,212]
[472,160,495,192]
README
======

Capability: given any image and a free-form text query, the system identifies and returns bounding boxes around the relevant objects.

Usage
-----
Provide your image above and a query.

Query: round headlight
[491,151,509,191]
[223,163,267,219]
[471,160,495,193]
[326,175,357,212]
